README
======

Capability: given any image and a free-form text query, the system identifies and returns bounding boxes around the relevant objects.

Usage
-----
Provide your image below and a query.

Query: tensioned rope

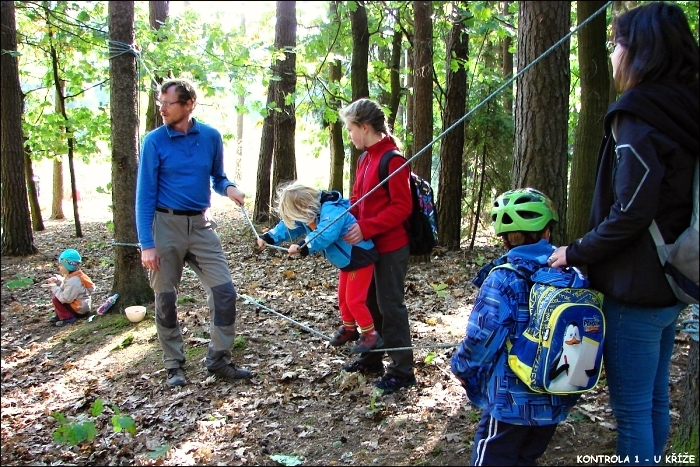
[104,2,613,351]
[238,1,614,352]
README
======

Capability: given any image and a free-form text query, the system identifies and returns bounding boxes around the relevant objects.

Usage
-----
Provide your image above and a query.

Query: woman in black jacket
[548,2,698,464]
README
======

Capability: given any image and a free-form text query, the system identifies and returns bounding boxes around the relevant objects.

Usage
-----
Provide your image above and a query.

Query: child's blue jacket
[451,239,583,426]
[263,191,377,271]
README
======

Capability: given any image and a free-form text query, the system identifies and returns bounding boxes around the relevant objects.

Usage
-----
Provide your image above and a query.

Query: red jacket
[349,136,411,253]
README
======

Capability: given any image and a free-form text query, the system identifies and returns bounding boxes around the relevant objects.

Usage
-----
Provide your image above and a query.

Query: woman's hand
[547,246,569,269]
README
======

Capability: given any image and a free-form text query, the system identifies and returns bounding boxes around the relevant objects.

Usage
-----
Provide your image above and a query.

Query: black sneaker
[372,373,417,394]
[166,368,187,387]
[208,363,253,381]
[341,360,385,376]
[329,326,360,346]
[49,315,59,323]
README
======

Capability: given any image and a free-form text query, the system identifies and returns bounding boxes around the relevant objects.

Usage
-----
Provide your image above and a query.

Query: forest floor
[1,193,694,466]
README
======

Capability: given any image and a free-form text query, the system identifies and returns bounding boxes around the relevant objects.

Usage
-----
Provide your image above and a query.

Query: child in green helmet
[43,249,96,326]
[451,188,586,465]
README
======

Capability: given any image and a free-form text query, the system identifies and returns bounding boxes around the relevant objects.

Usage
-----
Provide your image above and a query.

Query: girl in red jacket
[338,98,416,394]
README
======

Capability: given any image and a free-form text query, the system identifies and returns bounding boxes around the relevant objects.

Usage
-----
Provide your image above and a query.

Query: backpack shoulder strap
[378,149,405,192]
[492,262,534,281]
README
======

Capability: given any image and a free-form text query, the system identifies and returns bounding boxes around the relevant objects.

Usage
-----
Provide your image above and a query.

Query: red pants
[52,295,79,320]
[337,264,375,330]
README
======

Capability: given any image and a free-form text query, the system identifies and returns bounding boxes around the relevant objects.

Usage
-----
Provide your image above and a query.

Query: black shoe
[372,373,417,394]
[208,363,253,381]
[329,326,360,346]
[341,360,385,376]
[166,368,187,387]
[49,315,59,323]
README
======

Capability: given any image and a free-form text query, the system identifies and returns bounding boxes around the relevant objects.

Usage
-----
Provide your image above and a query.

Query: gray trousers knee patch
[156,291,178,328]
[212,282,237,326]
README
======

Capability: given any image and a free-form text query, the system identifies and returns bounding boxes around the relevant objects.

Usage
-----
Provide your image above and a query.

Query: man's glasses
[156,100,181,108]
[606,41,616,55]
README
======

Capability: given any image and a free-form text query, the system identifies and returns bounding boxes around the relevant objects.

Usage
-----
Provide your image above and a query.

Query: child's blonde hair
[274,181,321,228]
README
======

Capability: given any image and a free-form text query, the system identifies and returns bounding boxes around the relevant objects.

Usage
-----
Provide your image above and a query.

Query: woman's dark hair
[612,2,699,92]
[159,78,197,104]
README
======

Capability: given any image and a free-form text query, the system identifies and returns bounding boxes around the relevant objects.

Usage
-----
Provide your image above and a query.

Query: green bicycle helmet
[491,188,559,235]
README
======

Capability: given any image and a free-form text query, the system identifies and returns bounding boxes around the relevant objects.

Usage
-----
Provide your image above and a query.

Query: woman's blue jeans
[603,297,685,465]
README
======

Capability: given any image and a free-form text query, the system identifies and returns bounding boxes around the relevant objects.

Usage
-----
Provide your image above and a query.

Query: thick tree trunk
[437,8,468,251]
[412,0,433,181]
[271,0,297,192]
[513,1,570,245]
[254,89,275,224]
[670,311,699,464]
[1,0,37,256]
[328,57,345,193]
[348,1,369,186]
[145,0,168,133]
[567,1,609,244]
[24,145,44,232]
[108,0,153,307]
[50,158,65,220]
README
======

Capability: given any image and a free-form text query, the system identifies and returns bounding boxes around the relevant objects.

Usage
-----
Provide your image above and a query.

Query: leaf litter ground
[1,194,692,466]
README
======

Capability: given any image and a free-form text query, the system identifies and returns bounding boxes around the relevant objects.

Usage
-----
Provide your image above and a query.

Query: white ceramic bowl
[124,305,147,323]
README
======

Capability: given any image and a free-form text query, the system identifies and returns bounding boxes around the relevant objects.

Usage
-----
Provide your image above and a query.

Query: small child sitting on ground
[44,249,96,326]
[257,181,382,353]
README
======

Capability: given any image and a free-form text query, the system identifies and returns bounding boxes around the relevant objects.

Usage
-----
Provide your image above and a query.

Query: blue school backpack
[376,150,438,256]
[494,263,606,394]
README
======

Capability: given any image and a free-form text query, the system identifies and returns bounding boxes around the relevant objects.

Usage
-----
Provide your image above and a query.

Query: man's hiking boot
[166,368,187,387]
[341,360,385,376]
[351,332,384,353]
[329,326,360,346]
[208,363,253,382]
[373,373,417,394]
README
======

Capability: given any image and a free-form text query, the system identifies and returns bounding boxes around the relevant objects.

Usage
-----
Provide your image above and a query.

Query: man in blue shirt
[136,78,252,387]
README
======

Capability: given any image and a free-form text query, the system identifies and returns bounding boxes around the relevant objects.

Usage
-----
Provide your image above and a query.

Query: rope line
[239,205,288,251]
[111,241,141,248]
[296,1,614,250]
[239,293,460,352]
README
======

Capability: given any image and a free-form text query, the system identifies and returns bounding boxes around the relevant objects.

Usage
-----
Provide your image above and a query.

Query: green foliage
[177,296,197,305]
[233,336,248,350]
[146,444,171,459]
[111,334,134,351]
[51,399,136,446]
[430,282,449,298]
[424,352,437,365]
[5,274,35,290]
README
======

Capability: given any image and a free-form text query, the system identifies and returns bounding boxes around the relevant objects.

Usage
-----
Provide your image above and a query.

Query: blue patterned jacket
[451,239,582,426]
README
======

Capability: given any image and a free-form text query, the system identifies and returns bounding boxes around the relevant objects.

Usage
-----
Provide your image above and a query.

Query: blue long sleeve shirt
[136,119,236,249]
